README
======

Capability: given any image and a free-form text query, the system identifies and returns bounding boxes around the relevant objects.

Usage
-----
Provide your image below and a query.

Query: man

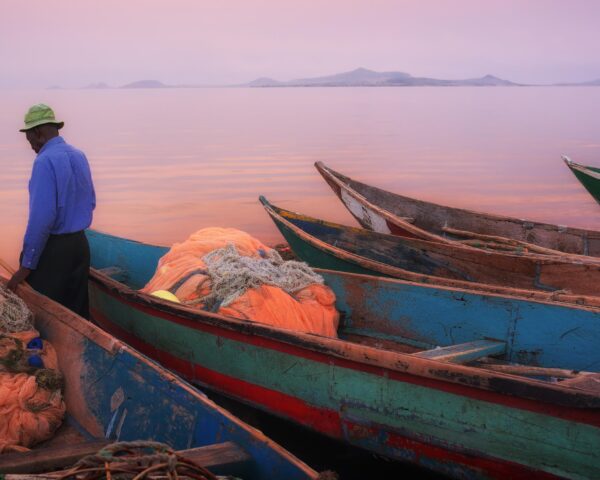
[7,104,96,318]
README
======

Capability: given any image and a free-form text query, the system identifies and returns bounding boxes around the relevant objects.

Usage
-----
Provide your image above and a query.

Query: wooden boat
[0,278,317,479]
[261,196,600,308]
[260,196,600,297]
[86,229,600,479]
[564,155,600,205]
[315,161,600,257]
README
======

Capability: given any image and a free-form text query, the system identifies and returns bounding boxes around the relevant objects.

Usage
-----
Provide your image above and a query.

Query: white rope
[0,284,34,333]
[200,244,323,308]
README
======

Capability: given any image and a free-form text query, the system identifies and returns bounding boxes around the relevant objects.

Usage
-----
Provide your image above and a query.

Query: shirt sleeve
[21,159,57,269]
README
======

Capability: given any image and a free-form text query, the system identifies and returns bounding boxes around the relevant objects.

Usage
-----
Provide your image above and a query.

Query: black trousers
[24,231,90,319]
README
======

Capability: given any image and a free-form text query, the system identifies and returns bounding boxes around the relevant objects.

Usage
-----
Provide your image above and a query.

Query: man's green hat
[19,104,64,132]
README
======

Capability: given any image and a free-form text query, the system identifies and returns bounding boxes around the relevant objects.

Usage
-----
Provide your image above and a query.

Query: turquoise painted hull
[2,278,316,479]
[86,229,600,480]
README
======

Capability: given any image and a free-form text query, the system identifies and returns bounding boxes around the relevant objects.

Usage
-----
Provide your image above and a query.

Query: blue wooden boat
[86,228,600,479]
[0,278,317,479]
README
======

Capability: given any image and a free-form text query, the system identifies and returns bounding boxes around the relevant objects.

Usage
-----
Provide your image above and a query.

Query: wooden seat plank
[413,339,506,364]
[178,441,252,471]
[0,440,109,474]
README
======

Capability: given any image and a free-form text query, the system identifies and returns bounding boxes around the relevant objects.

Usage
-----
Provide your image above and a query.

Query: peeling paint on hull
[87,229,600,480]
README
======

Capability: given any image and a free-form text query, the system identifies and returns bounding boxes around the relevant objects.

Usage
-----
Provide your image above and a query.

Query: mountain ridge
[55,68,600,89]
[243,68,521,87]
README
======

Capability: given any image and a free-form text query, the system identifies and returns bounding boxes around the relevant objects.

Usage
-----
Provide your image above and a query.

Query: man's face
[25,128,43,153]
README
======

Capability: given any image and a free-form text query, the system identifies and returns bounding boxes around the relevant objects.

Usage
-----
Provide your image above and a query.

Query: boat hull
[565,158,600,205]
[86,230,600,479]
[316,161,600,256]
[88,279,600,480]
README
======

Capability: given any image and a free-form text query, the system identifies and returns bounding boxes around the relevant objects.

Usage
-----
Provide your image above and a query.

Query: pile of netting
[0,284,66,453]
[142,228,339,338]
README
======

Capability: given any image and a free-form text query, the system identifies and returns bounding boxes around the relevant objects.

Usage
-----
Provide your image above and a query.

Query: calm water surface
[1,86,600,267]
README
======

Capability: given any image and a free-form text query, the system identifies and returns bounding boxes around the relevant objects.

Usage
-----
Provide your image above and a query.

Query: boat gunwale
[87,235,600,410]
[564,157,600,180]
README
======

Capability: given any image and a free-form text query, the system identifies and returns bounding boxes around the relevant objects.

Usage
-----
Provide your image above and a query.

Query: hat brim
[19,120,64,132]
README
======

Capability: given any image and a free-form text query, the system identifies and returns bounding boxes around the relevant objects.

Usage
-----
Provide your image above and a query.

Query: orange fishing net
[0,329,65,453]
[142,228,339,337]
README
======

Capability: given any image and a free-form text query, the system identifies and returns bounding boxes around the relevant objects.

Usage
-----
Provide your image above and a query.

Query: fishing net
[201,244,324,308]
[0,302,65,453]
[142,228,339,337]
[0,284,34,333]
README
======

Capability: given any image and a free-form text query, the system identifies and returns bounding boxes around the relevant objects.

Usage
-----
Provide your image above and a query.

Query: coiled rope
[0,284,34,333]
[56,441,224,480]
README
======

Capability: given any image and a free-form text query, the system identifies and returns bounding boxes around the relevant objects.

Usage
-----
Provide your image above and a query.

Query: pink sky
[1,0,599,88]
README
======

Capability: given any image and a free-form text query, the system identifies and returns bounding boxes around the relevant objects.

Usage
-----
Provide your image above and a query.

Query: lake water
[1,87,599,477]
[1,86,600,268]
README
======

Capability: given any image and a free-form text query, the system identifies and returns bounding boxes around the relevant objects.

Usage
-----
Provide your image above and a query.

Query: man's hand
[7,267,31,291]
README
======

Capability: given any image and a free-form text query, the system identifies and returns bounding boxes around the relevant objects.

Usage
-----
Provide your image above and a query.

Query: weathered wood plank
[413,339,506,363]
[479,364,581,378]
[560,373,600,393]
[0,440,109,474]
[178,441,251,470]
[1,442,251,476]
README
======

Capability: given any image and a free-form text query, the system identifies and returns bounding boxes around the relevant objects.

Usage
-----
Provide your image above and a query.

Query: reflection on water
[1,87,599,268]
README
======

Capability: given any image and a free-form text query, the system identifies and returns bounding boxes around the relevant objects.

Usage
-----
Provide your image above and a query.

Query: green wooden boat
[260,196,600,300]
[564,155,600,205]
[86,228,600,479]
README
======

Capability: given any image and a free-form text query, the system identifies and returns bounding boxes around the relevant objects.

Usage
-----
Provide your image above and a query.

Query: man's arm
[12,159,58,288]
[7,267,30,291]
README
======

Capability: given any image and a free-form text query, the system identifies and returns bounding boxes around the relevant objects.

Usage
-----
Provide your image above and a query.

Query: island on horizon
[61,68,600,90]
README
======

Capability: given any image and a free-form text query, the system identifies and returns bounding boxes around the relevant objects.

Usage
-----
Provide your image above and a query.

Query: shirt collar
[38,136,65,155]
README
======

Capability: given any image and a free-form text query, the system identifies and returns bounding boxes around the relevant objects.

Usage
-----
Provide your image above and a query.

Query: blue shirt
[22,136,96,269]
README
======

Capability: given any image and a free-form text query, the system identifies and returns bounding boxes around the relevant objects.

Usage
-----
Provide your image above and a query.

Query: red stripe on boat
[89,281,600,427]
[92,307,564,480]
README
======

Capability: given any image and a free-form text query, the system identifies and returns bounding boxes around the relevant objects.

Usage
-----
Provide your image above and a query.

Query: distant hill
[121,80,169,89]
[385,73,517,86]
[243,68,520,87]
[554,79,600,86]
[84,82,112,89]
[245,77,284,87]
[52,70,600,90]
[291,67,412,86]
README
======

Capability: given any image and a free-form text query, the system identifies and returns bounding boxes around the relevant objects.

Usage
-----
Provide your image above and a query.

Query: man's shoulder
[45,139,88,160]
[63,142,88,158]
